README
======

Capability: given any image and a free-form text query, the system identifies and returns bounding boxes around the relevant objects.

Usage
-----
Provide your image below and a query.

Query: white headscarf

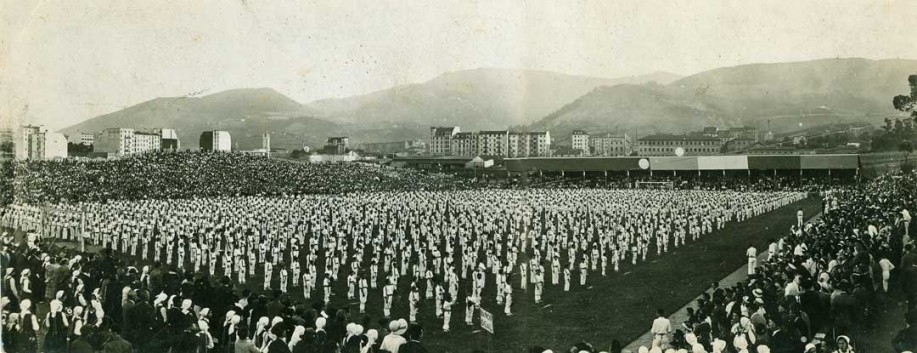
[289,325,306,351]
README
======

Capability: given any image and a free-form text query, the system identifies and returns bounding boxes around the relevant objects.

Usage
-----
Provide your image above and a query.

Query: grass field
[33,196,822,353]
[412,197,823,353]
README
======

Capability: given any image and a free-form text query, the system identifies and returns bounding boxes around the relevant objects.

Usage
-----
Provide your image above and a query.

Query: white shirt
[651,317,672,335]
[746,247,757,257]
[379,334,406,353]
[879,258,895,272]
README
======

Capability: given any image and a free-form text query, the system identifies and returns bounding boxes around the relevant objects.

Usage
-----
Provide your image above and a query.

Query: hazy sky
[3,0,917,129]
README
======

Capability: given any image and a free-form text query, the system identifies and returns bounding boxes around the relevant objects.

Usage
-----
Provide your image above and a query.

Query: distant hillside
[533,83,734,140]
[304,68,682,130]
[530,58,917,141]
[61,88,341,149]
[63,59,917,149]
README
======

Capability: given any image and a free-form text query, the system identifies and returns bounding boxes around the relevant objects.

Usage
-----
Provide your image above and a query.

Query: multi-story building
[200,131,232,152]
[133,131,161,154]
[721,126,759,142]
[262,133,271,151]
[528,131,551,157]
[324,136,350,154]
[428,126,551,157]
[96,127,173,156]
[67,132,95,146]
[476,131,509,156]
[429,127,459,156]
[155,128,180,151]
[451,132,477,156]
[43,132,67,159]
[702,127,719,137]
[508,132,526,157]
[16,125,44,160]
[589,133,632,156]
[636,134,723,156]
[95,128,136,156]
[571,130,589,156]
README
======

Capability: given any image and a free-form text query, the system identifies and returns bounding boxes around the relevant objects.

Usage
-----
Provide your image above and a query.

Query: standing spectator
[380,319,407,353]
[651,308,672,349]
[234,327,261,353]
[400,323,429,353]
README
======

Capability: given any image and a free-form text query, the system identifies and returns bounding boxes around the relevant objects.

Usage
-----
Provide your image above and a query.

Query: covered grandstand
[503,154,860,177]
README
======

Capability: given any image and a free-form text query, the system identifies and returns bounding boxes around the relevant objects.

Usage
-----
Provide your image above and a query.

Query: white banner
[480,308,493,334]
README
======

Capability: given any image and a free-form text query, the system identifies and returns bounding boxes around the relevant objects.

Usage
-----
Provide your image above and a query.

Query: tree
[893,74,917,123]
[874,75,917,152]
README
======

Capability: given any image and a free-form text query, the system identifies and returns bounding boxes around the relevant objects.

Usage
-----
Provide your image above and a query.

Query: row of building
[14,126,236,160]
[424,125,775,159]
[82,128,183,156]
[570,131,633,156]
[570,126,774,157]
[429,127,552,157]
[15,125,68,160]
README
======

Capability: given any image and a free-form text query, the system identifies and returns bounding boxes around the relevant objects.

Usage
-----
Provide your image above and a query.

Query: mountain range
[61,58,917,150]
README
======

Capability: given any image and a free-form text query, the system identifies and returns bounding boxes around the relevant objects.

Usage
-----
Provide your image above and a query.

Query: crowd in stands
[4,151,859,208]
[632,171,917,353]
[6,152,469,205]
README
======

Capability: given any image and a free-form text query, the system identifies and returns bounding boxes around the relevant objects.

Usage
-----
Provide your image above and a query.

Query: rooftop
[638,134,722,141]
[431,127,457,136]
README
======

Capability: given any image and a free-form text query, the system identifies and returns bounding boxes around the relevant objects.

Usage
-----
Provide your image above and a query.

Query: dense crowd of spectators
[5,151,860,207]
[633,171,917,353]
[7,152,469,205]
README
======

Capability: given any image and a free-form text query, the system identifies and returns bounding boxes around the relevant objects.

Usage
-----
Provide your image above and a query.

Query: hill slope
[304,68,681,130]
[61,88,340,149]
[531,58,917,139]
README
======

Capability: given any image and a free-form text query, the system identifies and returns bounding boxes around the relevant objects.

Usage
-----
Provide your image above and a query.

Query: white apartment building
[95,128,163,156]
[67,132,95,146]
[450,132,477,156]
[571,130,589,156]
[429,127,459,156]
[18,125,68,160]
[589,133,632,156]
[133,131,162,154]
[528,131,551,157]
[476,131,509,156]
[95,128,136,156]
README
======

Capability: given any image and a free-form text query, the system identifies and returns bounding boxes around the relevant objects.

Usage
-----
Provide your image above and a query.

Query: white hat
[315,317,326,330]
[395,319,408,335]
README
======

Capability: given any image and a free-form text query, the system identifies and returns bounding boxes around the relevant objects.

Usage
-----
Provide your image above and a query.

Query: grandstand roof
[504,154,859,172]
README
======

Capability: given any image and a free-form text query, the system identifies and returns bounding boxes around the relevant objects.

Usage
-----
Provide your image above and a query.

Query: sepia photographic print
[3,1,917,352]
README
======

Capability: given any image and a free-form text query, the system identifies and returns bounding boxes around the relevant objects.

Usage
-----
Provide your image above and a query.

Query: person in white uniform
[746,244,757,275]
